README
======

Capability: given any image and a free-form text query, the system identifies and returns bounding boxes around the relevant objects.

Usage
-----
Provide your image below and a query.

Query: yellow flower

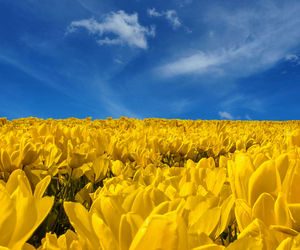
[0,170,54,250]
[130,210,188,250]
[38,230,82,250]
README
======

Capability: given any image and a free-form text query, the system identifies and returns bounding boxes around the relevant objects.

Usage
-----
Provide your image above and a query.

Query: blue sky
[0,0,300,120]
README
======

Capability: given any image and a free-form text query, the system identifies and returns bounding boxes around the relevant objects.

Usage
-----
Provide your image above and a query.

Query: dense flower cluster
[0,117,300,249]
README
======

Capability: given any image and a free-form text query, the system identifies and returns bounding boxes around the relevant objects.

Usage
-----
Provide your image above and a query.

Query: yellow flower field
[0,117,300,249]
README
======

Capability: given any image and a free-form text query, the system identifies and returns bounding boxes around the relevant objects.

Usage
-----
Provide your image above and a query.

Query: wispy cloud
[160,51,226,76]
[148,8,162,17]
[75,0,105,15]
[0,52,106,117]
[245,114,252,120]
[159,1,300,77]
[177,0,193,8]
[96,78,140,118]
[285,54,300,65]
[147,8,182,30]
[0,53,65,93]
[114,58,123,64]
[222,94,264,113]
[102,96,140,118]
[218,111,233,120]
[67,11,155,49]
[165,10,182,29]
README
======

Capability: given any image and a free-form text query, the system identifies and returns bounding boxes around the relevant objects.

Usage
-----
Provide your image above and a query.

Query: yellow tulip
[119,213,144,250]
[225,236,263,250]
[129,211,188,250]
[248,160,281,206]
[228,153,254,201]
[38,230,82,250]
[64,202,102,249]
[252,192,275,226]
[0,170,54,250]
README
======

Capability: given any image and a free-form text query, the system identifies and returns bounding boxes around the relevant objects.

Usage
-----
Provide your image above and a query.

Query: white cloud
[158,1,300,77]
[68,11,155,49]
[218,111,233,120]
[160,51,227,76]
[285,54,300,65]
[165,10,182,29]
[147,8,162,17]
[177,0,193,8]
[97,37,122,46]
[147,8,182,30]
[114,58,123,64]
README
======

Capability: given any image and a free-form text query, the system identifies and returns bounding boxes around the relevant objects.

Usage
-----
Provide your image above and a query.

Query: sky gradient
[0,0,300,120]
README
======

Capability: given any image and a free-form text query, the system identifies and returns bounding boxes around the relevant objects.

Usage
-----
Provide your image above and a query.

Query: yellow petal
[10,196,54,249]
[215,195,235,237]
[64,202,99,249]
[92,157,110,182]
[179,182,197,197]
[252,192,275,226]
[0,188,16,247]
[231,154,254,201]
[91,213,118,250]
[276,237,293,250]
[238,219,278,250]
[253,153,268,170]
[188,232,214,250]
[248,160,281,206]
[189,207,221,236]
[21,243,36,250]
[149,187,169,207]
[119,213,143,250]
[34,175,51,198]
[226,236,263,250]
[40,233,59,249]
[206,168,226,196]
[188,199,210,226]
[75,182,93,207]
[234,199,252,232]
[283,160,300,203]
[6,169,32,198]
[275,154,289,183]
[288,203,300,232]
[131,188,153,219]
[57,230,79,249]
[191,244,225,250]
[97,196,124,241]
[274,192,291,227]
[1,150,11,170]
[111,160,124,176]
[270,225,298,237]
[288,129,300,147]
[130,211,188,250]
[21,142,38,166]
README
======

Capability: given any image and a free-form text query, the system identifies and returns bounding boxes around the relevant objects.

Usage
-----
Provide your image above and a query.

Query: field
[0,117,300,249]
